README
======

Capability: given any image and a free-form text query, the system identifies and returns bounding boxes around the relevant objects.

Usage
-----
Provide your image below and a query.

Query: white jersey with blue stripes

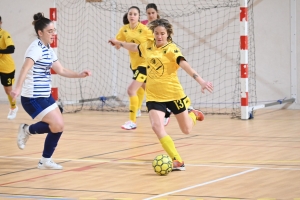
[21,39,57,98]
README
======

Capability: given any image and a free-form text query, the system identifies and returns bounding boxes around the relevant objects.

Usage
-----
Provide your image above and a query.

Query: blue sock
[29,122,50,134]
[42,132,63,158]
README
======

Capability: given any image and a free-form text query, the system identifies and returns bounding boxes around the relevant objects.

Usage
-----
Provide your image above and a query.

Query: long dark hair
[32,12,52,36]
[146,3,160,19]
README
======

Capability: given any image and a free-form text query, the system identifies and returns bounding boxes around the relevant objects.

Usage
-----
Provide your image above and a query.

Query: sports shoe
[136,109,142,117]
[17,124,30,150]
[7,106,18,120]
[121,121,137,130]
[172,160,185,171]
[188,106,204,121]
[164,117,170,126]
[37,158,63,170]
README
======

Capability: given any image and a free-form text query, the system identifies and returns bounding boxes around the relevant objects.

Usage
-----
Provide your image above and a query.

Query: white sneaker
[38,158,63,170]
[164,117,170,126]
[7,106,18,119]
[136,109,142,117]
[17,124,30,150]
[121,121,137,130]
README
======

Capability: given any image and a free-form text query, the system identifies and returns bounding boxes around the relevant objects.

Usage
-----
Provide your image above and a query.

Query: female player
[109,18,213,171]
[10,13,91,170]
[141,3,160,25]
[140,3,173,126]
[116,6,153,130]
[0,16,18,119]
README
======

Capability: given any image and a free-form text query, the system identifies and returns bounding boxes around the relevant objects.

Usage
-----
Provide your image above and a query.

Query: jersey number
[7,78,12,85]
[174,99,184,110]
[133,70,139,78]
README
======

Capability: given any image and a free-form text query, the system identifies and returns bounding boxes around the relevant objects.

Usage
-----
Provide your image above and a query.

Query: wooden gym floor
[0,104,299,200]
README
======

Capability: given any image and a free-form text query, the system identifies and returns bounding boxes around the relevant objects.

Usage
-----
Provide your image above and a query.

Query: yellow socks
[7,95,16,109]
[188,112,197,125]
[159,135,182,162]
[137,87,145,110]
[129,95,139,122]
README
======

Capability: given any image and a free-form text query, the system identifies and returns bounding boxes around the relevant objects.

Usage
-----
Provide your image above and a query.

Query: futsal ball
[152,154,172,176]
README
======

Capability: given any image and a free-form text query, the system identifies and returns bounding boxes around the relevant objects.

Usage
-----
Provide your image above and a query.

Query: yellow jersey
[116,22,153,70]
[138,40,187,102]
[0,29,15,73]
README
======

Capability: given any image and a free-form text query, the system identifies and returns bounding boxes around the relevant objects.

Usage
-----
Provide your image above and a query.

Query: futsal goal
[53,0,256,116]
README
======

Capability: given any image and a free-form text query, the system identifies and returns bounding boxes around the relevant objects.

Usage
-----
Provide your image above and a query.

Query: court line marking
[143,167,260,200]
[1,156,300,171]
[0,194,74,200]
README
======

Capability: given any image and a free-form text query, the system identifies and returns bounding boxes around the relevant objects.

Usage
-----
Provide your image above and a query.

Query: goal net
[54,0,256,116]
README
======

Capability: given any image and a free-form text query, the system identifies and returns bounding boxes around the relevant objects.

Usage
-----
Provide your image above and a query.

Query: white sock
[41,157,51,163]
[25,125,30,134]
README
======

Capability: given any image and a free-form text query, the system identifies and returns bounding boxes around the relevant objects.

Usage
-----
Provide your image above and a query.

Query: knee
[151,121,164,134]
[4,88,11,95]
[127,88,135,96]
[50,122,64,133]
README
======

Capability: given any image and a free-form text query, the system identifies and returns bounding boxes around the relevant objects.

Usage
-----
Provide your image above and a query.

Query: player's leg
[18,95,63,169]
[147,101,185,171]
[1,71,18,119]
[171,96,204,134]
[123,80,143,130]
[122,66,147,130]
[164,97,191,126]
[136,87,145,117]
[38,106,63,170]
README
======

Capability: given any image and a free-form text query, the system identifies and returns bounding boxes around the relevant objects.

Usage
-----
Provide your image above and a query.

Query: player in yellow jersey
[115,6,153,130]
[0,16,18,119]
[109,18,213,171]
[141,3,173,126]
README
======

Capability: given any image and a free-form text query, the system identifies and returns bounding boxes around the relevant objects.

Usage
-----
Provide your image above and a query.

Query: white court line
[143,167,260,200]
[2,156,300,171]
[188,164,300,171]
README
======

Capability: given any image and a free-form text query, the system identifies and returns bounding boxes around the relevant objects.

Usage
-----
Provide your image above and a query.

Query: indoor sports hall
[0,0,299,199]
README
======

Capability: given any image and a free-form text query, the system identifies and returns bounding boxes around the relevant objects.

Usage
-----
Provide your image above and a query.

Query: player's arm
[10,58,35,101]
[108,39,139,52]
[52,60,91,78]
[0,45,15,54]
[179,58,213,93]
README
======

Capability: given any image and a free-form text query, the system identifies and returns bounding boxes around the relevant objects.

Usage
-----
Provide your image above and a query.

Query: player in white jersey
[10,13,91,170]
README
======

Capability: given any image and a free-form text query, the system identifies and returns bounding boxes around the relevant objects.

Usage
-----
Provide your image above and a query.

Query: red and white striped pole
[50,7,58,101]
[240,0,249,119]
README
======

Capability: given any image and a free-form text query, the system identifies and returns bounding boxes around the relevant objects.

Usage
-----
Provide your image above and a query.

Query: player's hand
[108,39,121,49]
[79,70,91,78]
[200,81,213,93]
[10,88,21,102]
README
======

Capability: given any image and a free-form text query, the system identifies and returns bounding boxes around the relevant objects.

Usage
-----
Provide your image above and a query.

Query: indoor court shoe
[17,124,30,150]
[172,160,186,171]
[136,109,142,117]
[38,158,63,170]
[164,116,170,126]
[7,106,18,120]
[121,121,137,130]
[188,106,204,121]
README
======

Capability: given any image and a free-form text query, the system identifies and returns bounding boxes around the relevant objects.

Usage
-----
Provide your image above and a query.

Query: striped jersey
[21,39,57,98]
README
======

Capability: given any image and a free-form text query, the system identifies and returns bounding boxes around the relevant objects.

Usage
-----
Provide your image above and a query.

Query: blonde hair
[148,19,173,42]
